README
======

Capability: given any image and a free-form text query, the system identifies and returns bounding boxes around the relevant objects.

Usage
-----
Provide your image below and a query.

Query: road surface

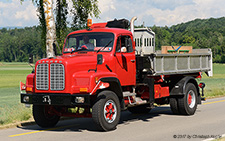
[1,97,225,141]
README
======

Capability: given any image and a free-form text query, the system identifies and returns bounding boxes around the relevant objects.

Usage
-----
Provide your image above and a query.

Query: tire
[170,98,180,114]
[178,83,198,115]
[127,104,151,114]
[33,105,60,128]
[92,90,121,131]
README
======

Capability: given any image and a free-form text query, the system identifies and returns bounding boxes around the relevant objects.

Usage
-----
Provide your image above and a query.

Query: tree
[71,0,99,30]
[21,0,100,57]
[55,0,68,51]
[43,0,57,57]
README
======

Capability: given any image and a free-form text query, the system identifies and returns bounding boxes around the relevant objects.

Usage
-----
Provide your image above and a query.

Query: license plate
[43,95,51,105]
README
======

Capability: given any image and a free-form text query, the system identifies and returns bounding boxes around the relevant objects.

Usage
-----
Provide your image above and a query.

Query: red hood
[37,53,97,72]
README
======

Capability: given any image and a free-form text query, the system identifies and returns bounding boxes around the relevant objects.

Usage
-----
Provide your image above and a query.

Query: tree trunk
[43,0,56,57]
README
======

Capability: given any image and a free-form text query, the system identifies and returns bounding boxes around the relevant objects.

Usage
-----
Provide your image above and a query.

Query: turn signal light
[80,88,88,92]
[26,87,33,92]
[95,77,99,83]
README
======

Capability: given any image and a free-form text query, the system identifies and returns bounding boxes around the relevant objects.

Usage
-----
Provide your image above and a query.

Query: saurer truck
[20,17,213,131]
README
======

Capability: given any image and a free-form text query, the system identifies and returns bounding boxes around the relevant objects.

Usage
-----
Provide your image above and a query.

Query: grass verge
[0,62,33,127]
[0,104,32,126]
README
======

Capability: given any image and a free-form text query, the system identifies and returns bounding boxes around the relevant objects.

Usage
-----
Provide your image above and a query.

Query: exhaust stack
[130,16,137,34]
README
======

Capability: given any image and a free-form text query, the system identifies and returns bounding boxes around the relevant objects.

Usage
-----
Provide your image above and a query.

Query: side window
[116,37,121,52]
[116,35,133,53]
[127,37,133,52]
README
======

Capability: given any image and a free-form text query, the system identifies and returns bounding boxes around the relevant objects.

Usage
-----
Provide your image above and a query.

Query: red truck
[20,17,213,131]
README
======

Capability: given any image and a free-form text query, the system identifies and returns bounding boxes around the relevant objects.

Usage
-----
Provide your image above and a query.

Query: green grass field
[0,62,224,126]
[199,63,225,98]
[0,62,33,125]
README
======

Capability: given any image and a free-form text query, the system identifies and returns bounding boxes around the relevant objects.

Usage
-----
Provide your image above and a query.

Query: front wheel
[178,83,198,115]
[92,90,121,131]
[33,105,60,128]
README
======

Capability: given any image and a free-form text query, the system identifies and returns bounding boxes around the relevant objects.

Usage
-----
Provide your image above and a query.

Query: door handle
[131,60,135,62]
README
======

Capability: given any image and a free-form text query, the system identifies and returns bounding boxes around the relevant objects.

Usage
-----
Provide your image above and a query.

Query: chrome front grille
[50,64,65,90]
[36,64,49,90]
[36,63,65,91]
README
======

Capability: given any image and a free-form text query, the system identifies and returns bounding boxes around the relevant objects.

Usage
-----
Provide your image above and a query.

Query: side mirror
[97,54,103,65]
[29,54,33,63]
[53,42,57,56]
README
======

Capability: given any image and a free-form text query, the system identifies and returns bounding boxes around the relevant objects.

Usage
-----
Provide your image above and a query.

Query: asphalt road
[1,97,225,141]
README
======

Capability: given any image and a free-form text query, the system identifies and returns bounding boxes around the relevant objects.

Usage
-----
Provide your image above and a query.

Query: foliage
[0,27,44,62]
[2,15,225,62]
[56,0,68,51]
[71,0,100,30]
[20,0,100,55]
[37,0,47,55]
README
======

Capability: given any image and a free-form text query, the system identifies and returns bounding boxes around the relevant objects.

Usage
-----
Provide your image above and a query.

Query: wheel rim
[103,100,117,123]
[187,90,196,108]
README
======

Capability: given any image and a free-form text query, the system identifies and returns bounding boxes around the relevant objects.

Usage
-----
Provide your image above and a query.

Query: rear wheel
[33,105,60,128]
[178,83,198,115]
[170,98,180,114]
[92,90,121,131]
[127,104,151,114]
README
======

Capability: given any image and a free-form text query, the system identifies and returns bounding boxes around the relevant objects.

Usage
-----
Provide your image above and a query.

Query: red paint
[91,23,107,28]
[188,94,192,105]
[154,84,170,99]
[105,103,115,120]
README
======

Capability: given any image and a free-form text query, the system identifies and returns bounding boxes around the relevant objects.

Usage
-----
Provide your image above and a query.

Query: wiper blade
[97,40,113,53]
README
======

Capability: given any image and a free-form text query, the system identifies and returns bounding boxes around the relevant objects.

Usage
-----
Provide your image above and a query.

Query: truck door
[115,35,136,86]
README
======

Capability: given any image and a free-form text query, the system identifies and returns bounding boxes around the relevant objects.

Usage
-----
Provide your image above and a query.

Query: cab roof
[68,25,132,36]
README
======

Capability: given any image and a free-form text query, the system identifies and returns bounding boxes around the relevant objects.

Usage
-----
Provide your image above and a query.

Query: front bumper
[21,93,90,106]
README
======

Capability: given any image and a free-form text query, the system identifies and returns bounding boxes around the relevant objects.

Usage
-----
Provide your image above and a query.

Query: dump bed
[150,49,213,76]
[136,49,213,77]
[134,28,213,77]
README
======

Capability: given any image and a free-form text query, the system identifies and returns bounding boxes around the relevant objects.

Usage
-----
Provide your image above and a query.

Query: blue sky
[1,0,225,27]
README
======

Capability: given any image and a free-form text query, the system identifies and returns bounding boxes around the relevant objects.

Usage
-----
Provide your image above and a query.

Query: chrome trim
[36,64,49,90]
[50,63,65,90]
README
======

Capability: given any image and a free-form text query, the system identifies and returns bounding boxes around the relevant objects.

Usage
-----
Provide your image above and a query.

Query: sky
[1,0,225,27]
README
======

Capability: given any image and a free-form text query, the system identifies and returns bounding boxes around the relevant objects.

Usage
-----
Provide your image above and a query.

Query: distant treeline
[0,26,44,62]
[0,26,72,62]
[1,17,225,63]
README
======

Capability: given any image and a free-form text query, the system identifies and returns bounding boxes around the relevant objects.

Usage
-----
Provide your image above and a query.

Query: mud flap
[147,78,155,107]
[197,94,202,104]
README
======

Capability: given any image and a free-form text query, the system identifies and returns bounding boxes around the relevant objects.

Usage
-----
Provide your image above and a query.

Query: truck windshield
[63,32,114,53]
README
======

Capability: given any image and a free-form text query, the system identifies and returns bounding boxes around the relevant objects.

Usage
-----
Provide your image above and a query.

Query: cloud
[0,0,38,27]
[151,0,194,10]
[146,0,225,26]
[94,0,225,27]
[1,0,225,27]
